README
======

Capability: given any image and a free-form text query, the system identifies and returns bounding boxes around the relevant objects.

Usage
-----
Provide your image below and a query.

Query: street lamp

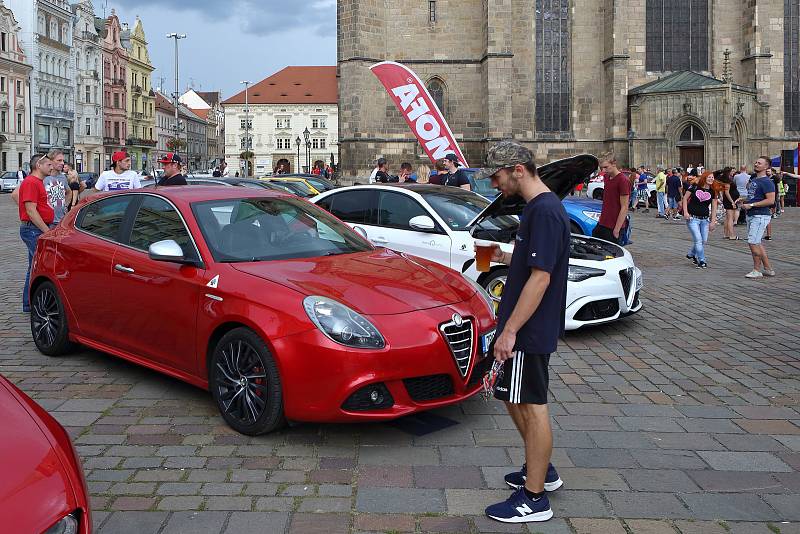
[295,136,301,173]
[166,33,186,156]
[303,127,310,173]
[240,80,251,176]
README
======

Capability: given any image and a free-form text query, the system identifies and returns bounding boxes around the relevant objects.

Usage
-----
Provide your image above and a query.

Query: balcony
[103,136,122,146]
[127,137,157,147]
[132,85,142,94]
[133,112,144,119]
[111,78,125,87]
[81,31,99,42]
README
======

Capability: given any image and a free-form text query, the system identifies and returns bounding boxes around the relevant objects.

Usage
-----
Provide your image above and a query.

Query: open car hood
[467,154,599,228]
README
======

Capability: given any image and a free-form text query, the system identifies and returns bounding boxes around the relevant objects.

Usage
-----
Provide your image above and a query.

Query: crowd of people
[366,155,472,190]
[12,149,190,312]
[590,154,793,278]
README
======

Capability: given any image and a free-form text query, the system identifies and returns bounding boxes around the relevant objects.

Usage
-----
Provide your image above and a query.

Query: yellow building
[122,17,155,171]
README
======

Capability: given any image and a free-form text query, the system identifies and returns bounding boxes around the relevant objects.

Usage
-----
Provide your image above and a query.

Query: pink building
[96,10,128,167]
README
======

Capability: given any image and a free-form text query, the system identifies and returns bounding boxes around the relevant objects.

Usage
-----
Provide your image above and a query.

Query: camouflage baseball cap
[474,140,535,180]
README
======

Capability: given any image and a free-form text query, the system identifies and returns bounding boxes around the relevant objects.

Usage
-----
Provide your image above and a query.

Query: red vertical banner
[370,61,469,167]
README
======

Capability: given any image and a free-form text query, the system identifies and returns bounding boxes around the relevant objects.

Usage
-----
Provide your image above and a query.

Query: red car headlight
[303,296,385,349]
[43,513,79,534]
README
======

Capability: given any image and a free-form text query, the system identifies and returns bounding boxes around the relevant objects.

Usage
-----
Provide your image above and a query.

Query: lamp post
[303,127,310,173]
[240,80,251,176]
[295,136,301,173]
[166,33,186,155]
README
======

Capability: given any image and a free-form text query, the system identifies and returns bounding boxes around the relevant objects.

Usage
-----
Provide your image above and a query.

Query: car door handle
[114,264,135,274]
[372,237,388,244]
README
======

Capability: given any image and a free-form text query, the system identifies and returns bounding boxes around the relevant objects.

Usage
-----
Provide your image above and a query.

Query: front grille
[404,374,454,401]
[341,383,394,411]
[574,298,620,321]
[619,268,634,300]
[440,317,474,377]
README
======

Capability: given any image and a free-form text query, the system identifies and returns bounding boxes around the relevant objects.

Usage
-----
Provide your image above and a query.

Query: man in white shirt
[94,151,142,192]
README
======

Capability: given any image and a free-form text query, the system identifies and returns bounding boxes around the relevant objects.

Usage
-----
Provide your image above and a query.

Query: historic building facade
[179,103,207,172]
[180,89,225,169]
[72,0,102,173]
[97,10,128,168]
[154,91,176,164]
[0,2,32,172]
[338,0,800,176]
[9,0,74,160]
[222,66,338,176]
[122,17,155,171]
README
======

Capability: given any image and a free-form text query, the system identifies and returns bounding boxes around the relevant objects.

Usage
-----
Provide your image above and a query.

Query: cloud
[102,0,335,36]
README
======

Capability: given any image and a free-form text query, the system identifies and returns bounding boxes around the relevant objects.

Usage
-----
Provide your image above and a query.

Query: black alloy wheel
[210,327,285,435]
[30,281,74,356]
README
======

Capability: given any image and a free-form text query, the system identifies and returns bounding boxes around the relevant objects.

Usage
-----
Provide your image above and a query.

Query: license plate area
[480,329,496,356]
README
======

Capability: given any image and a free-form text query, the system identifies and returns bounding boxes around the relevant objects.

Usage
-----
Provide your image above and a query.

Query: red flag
[370,61,469,167]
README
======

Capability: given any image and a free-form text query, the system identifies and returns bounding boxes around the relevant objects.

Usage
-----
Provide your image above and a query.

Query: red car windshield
[192,197,373,263]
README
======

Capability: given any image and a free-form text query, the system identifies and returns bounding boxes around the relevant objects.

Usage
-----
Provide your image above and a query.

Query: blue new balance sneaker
[504,463,563,492]
[485,488,553,523]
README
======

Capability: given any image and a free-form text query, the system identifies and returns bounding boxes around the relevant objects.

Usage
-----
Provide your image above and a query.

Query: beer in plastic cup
[474,240,494,272]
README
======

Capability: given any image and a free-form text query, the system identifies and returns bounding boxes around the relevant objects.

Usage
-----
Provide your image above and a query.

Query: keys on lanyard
[481,360,505,402]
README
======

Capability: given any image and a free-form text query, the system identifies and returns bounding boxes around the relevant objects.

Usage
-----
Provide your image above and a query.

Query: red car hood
[231,248,474,315]
[0,378,76,533]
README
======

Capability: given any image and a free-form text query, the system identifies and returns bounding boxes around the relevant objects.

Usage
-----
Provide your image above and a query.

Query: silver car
[0,171,21,193]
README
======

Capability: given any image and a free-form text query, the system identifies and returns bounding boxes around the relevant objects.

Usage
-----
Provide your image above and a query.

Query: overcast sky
[92,0,336,100]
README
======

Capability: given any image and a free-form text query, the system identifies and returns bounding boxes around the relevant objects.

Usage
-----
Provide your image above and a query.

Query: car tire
[210,327,286,436]
[593,188,604,201]
[30,281,74,356]
[481,268,509,315]
[649,191,657,208]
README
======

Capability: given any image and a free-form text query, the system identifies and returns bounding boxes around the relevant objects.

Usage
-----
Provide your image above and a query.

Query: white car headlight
[303,296,385,349]
[43,514,79,534]
[462,274,496,319]
[581,210,601,221]
[568,265,606,282]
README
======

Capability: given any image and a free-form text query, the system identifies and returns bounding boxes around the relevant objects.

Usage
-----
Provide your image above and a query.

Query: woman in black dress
[717,167,739,239]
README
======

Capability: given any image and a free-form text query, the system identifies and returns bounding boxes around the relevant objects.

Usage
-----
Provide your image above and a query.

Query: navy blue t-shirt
[746,176,776,216]
[666,174,682,198]
[496,192,570,354]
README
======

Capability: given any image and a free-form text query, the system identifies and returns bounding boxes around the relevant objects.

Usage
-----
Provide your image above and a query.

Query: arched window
[50,21,57,39]
[38,16,45,35]
[679,124,704,143]
[646,0,709,72]
[427,78,445,114]
[535,0,571,132]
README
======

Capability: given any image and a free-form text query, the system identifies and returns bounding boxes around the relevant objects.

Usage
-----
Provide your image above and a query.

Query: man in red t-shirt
[18,153,54,312]
[592,154,629,244]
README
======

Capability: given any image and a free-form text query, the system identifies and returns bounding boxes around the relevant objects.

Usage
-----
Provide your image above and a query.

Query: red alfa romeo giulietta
[0,374,91,533]
[29,187,496,435]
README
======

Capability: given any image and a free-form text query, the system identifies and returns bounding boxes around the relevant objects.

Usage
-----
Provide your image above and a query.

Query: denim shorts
[668,196,680,209]
[746,214,771,245]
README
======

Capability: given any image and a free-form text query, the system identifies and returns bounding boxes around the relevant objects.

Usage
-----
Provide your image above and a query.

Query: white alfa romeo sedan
[311,155,642,330]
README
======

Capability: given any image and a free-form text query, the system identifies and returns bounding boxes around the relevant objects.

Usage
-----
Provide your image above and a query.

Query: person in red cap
[94,151,142,192]
[157,153,188,186]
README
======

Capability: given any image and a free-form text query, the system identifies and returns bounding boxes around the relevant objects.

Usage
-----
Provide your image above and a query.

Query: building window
[86,118,91,136]
[427,78,445,114]
[241,136,252,149]
[39,124,50,144]
[429,0,436,23]
[114,93,119,108]
[276,118,291,129]
[85,85,91,103]
[0,111,5,132]
[679,124,704,143]
[0,77,5,93]
[114,122,120,139]
[17,113,22,133]
[2,152,6,171]
[16,80,21,96]
[240,118,252,129]
[276,137,292,149]
[646,0,709,72]
[786,0,800,130]
[312,138,320,149]
[535,0,571,132]
[1,32,6,52]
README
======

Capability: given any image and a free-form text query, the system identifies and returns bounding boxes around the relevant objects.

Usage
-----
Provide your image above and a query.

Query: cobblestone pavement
[1,195,799,534]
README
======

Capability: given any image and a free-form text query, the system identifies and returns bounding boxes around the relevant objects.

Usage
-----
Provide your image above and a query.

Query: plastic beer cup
[474,240,494,272]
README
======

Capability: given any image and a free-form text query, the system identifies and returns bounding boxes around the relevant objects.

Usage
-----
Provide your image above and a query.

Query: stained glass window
[427,78,445,115]
[786,0,800,130]
[535,0,571,132]
[646,0,709,72]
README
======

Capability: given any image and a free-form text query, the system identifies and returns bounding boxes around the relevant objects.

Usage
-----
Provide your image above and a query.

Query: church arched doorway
[677,124,705,169]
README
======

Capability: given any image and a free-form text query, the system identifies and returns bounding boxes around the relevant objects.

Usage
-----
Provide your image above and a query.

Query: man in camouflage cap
[478,140,569,524]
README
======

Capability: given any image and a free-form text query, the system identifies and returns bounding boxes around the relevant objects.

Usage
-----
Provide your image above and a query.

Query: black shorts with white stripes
[493,352,550,405]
